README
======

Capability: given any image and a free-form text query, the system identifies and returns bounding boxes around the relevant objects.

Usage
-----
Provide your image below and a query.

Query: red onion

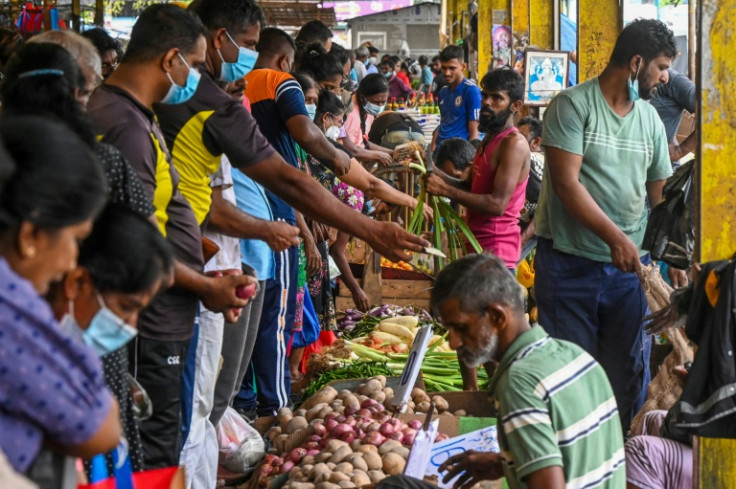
[364,431,386,446]
[344,406,358,416]
[379,423,394,437]
[271,457,284,467]
[236,283,257,299]
[280,461,295,474]
[263,454,277,464]
[341,433,356,443]
[436,433,450,442]
[287,448,306,463]
[309,434,322,442]
[306,449,320,457]
[325,419,338,431]
[390,431,405,443]
[345,417,357,427]
[356,408,372,418]
[336,415,347,423]
[311,422,327,436]
[331,423,354,438]
[303,441,320,450]
[324,413,339,422]
[361,399,378,409]
[402,428,417,445]
[369,404,386,414]
[408,420,423,430]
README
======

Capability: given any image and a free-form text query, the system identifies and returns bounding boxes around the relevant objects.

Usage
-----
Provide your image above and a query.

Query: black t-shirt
[88,84,203,341]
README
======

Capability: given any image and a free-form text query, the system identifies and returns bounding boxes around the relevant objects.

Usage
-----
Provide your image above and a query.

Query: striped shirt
[489,325,625,488]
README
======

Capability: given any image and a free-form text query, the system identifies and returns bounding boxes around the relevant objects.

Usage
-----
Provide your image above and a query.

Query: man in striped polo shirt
[379,253,625,489]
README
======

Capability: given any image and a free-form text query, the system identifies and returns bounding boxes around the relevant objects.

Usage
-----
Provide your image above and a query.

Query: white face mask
[325,125,341,141]
[306,103,317,121]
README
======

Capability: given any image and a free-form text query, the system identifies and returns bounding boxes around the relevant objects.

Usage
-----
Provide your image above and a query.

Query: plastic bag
[642,160,695,269]
[216,407,265,473]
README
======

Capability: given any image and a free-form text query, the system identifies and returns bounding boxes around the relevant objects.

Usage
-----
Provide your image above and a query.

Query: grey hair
[355,46,369,59]
[430,253,525,316]
[29,31,102,84]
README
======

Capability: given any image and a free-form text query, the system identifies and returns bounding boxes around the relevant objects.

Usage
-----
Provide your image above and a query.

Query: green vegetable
[300,361,394,400]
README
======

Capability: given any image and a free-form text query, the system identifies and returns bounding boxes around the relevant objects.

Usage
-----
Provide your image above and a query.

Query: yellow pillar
[694,0,736,486]
[477,0,492,76]
[577,0,621,82]
[529,0,553,50]
[451,0,461,45]
[440,0,449,48]
[511,0,530,51]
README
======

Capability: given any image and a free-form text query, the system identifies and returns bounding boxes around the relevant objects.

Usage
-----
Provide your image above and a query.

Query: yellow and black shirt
[154,69,275,225]
[88,84,203,341]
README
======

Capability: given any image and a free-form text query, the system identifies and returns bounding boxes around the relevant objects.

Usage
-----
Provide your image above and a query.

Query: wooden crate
[336,277,432,312]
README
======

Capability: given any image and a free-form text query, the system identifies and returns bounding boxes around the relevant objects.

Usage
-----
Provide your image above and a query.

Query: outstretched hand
[439,450,504,489]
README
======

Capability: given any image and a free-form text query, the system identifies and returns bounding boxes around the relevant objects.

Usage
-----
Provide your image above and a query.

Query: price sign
[391,324,432,412]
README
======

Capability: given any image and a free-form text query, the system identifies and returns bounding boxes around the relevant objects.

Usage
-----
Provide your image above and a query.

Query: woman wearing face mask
[46,204,173,475]
[0,116,118,474]
[309,91,432,313]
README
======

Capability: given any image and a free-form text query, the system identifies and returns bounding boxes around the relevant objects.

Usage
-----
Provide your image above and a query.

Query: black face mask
[478,106,513,134]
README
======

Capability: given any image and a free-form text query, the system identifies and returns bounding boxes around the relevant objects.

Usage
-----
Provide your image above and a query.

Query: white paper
[391,324,433,412]
[425,425,500,489]
[404,418,439,478]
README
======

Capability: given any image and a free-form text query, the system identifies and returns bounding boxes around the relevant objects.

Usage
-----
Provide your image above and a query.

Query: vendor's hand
[439,450,504,488]
[305,239,322,277]
[422,202,434,221]
[368,221,429,263]
[200,273,258,322]
[370,151,393,167]
[673,364,690,385]
[352,288,370,312]
[425,173,450,197]
[668,266,689,289]
[609,234,643,279]
[265,221,301,252]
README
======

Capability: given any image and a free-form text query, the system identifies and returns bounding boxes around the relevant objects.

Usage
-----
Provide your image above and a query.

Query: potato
[351,470,371,487]
[358,379,382,396]
[289,484,315,489]
[378,440,403,456]
[356,444,378,454]
[302,386,338,410]
[278,407,293,426]
[350,439,363,451]
[329,472,350,484]
[371,391,386,403]
[306,403,327,422]
[356,394,368,404]
[302,464,314,473]
[368,470,387,484]
[302,456,315,466]
[319,405,333,419]
[338,481,356,489]
[266,425,282,441]
[453,409,467,417]
[362,450,382,470]
[286,416,309,434]
[346,454,368,472]
[373,375,387,388]
[295,408,307,417]
[315,483,341,489]
[328,445,353,464]
[334,462,354,473]
[326,462,336,470]
[415,401,431,413]
[382,453,406,475]
[432,395,450,413]
[330,400,343,410]
[325,439,348,452]
[315,452,332,463]
[411,388,430,404]
[310,463,330,480]
[382,387,394,397]
[394,447,410,459]
[342,394,360,410]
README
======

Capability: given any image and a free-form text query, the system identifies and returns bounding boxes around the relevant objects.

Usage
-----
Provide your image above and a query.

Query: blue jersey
[436,78,481,145]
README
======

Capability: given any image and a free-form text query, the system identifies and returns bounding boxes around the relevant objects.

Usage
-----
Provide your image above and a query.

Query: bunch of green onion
[406,151,482,267]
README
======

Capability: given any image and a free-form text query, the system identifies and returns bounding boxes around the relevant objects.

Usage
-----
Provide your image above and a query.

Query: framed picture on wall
[523,49,570,106]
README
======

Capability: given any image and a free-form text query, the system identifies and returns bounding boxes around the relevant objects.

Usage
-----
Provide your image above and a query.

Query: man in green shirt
[534,18,685,432]
[377,253,625,489]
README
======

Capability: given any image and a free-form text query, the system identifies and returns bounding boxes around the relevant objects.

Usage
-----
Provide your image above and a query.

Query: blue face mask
[218,31,259,83]
[364,101,385,117]
[627,62,641,102]
[161,53,201,105]
[306,103,317,121]
[364,199,377,215]
[83,294,137,356]
[384,71,394,79]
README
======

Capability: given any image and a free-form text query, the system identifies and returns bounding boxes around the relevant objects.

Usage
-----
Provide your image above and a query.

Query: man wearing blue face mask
[535,18,685,433]
[88,4,258,470]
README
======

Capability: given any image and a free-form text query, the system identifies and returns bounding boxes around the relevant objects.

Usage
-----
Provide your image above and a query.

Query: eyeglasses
[101,60,119,72]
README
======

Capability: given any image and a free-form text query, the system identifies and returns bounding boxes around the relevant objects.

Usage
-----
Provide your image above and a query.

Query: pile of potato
[255,376,455,489]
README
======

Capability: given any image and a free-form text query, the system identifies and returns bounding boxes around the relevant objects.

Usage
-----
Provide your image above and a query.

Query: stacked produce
[255,377,454,489]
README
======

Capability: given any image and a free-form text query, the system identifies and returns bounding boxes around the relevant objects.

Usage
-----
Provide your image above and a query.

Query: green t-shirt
[536,78,672,262]
[489,325,626,488]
